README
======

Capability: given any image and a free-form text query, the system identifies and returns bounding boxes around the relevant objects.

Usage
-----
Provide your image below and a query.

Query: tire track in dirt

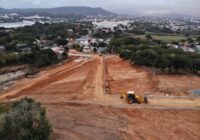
[71,58,99,100]
[0,58,94,100]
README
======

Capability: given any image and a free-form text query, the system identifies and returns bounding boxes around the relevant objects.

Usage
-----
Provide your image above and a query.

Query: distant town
[0,12,200,55]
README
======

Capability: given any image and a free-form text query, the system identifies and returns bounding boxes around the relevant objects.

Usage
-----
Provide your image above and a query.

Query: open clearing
[134,35,187,42]
[0,51,199,140]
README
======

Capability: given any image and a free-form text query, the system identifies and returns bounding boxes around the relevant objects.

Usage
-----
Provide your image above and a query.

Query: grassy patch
[134,35,187,42]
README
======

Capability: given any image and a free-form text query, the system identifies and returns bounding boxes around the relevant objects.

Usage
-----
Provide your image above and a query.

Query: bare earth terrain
[105,55,200,96]
[0,52,199,140]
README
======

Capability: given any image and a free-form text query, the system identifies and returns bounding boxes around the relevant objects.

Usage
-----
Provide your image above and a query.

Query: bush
[56,38,68,46]
[0,98,52,140]
[61,52,68,59]
[0,58,6,67]
[119,50,132,60]
[19,52,35,64]
[3,53,20,65]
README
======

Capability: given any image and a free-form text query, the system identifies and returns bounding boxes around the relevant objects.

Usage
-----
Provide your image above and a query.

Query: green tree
[196,37,200,41]
[146,35,152,40]
[56,38,68,46]
[0,98,52,140]
[119,50,132,60]
[170,55,189,72]
[93,47,97,53]
[187,38,194,44]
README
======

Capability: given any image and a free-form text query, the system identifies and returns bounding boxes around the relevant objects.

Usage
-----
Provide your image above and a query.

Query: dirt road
[0,52,199,140]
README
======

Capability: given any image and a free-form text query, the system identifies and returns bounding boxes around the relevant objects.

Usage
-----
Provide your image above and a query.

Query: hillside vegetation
[120,46,200,75]
[0,98,51,140]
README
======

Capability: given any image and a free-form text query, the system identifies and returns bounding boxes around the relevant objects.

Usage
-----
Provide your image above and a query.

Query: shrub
[33,49,58,67]
[0,58,6,67]
[0,98,52,140]
[3,53,20,65]
[19,52,35,64]
[119,50,132,60]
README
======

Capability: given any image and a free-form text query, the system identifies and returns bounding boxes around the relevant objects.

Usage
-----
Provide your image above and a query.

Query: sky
[0,0,200,16]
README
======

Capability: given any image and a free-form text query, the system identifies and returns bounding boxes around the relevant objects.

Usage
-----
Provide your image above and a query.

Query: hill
[0,6,115,16]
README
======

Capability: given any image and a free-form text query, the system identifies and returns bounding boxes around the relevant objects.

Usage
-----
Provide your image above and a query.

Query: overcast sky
[0,0,200,16]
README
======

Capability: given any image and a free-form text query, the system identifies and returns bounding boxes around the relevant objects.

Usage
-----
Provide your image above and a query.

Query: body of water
[0,21,35,28]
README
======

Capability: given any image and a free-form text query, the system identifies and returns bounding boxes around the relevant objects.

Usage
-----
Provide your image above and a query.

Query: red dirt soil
[48,103,200,140]
[0,53,199,140]
[105,55,200,96]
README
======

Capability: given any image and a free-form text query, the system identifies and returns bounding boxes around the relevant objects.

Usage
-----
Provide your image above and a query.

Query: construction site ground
[0,51,199,140]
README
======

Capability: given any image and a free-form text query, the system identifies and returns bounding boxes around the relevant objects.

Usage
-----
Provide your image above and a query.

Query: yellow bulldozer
[120,91,148,104]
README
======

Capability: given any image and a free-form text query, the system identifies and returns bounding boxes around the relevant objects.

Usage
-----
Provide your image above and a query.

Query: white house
[82,46,91,53]
[195,45,200,52]
[167,44,179,49]
[51,46,66,60]
[76,36,91,47]
[0,45,5,52]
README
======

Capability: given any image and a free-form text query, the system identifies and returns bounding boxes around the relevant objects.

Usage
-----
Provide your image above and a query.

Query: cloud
[0,0,199,16]
[32,0,42,6]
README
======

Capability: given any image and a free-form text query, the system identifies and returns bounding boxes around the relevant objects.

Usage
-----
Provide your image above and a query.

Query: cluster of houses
[0,39,66,60]
[33,35,109,57]
[167,42,200,53]
[93,20,129,30]
[34,39,66,60]
[75,35,109,53]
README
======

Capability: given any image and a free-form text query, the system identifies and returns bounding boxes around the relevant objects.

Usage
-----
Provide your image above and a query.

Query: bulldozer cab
[127,91,137,104]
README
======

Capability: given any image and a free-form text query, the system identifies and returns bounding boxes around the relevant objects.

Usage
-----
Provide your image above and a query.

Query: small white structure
[0,14,9,19]
[9,13,19,17]
[93,20,129,30]
[82,46,91,53]
[167,44,179,49]
[0,45,5,52]
[51,46,66,60]
[22,14,47,20]
[181,46,195,52]
[76,36,90,47]
[195,45,200,52]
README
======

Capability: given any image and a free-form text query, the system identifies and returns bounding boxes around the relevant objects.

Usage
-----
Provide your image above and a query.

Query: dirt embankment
[0,56,98,102]
[105,55,200,96]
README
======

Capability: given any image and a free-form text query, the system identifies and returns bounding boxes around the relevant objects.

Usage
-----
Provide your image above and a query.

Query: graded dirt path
[0,53,199,140]
[94,55,124,105]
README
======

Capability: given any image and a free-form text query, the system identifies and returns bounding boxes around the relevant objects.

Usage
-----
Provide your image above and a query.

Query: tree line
[120,46,200,75]
[0,49,61,68]
[0,22,91,51]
